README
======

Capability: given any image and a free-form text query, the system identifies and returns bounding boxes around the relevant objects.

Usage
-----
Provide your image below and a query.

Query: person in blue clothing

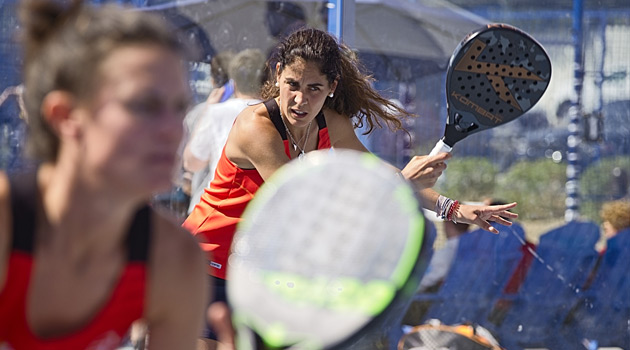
[600,200,630,240]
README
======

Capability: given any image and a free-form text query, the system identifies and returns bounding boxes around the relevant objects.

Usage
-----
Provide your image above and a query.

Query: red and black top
[183,99,331,280]
[0,171,151,350]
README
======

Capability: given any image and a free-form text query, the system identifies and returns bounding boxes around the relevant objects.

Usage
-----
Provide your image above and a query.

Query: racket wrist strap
[436,195,455,221]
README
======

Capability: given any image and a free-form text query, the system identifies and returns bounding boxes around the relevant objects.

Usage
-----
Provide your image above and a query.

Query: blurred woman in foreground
[0,1,220,349]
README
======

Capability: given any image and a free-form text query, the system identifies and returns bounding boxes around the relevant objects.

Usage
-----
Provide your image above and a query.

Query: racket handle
[429,139,453,156]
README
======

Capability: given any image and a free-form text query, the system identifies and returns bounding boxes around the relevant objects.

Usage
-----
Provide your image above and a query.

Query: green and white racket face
[228,149,426,349]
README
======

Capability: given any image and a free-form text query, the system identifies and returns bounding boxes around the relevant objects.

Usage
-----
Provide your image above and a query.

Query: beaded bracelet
[447,200,460,222]
[453,201,461,223]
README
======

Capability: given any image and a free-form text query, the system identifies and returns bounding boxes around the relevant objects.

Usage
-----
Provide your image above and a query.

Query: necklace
[279,103,313,159]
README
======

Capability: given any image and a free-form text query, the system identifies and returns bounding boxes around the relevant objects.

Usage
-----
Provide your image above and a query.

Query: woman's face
[276,59,337,128]
[78,44,189,196]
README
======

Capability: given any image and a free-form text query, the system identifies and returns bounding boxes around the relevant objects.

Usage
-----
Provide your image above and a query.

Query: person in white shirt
[183,49,266,214]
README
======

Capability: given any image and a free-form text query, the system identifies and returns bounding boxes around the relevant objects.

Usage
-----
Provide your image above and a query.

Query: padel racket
[430,23,551,156]
[227,149,433,349]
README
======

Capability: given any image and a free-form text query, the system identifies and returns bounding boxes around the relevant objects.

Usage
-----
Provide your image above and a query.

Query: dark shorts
[202,277,228,340]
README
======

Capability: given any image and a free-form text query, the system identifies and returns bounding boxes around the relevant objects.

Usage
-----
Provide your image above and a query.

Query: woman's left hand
[454,202,518,234]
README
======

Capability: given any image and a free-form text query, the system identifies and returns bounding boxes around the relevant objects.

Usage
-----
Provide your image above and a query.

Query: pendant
[298,151,305,159]
[293,144,297,151]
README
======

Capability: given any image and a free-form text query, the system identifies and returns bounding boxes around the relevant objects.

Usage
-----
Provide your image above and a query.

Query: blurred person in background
[600,200,630,243]
[206,51,236,104]
[165,51,236,220]
[582,200,630,293]
[183,49,265,215]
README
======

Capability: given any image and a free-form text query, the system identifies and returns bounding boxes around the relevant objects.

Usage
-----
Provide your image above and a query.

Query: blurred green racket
[228,149,432,349]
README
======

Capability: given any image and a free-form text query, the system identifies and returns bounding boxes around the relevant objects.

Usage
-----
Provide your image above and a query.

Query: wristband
[435,195,456,221]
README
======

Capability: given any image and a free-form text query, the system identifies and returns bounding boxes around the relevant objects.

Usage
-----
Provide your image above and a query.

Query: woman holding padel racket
[183,27,519,345]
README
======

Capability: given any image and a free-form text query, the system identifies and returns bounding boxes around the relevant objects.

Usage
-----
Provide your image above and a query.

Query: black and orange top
[0,171,151,350]
[183,99,331,280]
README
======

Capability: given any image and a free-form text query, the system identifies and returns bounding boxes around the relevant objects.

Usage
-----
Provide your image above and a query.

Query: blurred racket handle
[429,138,453,156]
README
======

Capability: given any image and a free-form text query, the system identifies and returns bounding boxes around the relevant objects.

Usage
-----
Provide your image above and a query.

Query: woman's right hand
[401,152,451,189]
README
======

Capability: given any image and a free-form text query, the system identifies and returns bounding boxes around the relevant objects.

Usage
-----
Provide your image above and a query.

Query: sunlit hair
[228,49,265,97]
[600,200,630,232]
[261,27,415,134]
[19,0,186,161]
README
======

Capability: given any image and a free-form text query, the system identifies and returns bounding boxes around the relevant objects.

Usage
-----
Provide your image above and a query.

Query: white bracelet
[435,195,456,220]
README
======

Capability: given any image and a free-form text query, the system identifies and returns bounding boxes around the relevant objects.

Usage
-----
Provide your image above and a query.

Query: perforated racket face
[443,23,551,145]
[228,149,426,349]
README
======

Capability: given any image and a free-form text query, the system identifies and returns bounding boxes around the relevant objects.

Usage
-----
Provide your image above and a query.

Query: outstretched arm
[420,188,518,233]
[327,110,519,233]
[455,201,518,233]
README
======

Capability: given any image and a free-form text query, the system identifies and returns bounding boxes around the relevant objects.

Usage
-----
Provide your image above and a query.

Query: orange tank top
[183,99,331,279]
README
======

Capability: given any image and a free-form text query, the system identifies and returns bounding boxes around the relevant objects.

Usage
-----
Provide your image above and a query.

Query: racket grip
[429,139,453,156]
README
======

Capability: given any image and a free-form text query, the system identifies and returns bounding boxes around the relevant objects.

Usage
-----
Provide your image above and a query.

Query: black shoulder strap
[264,99,287,141]
[8,171,38,253]
[8,171,151,261]
[126,205,152,262]
[315,109,327,130]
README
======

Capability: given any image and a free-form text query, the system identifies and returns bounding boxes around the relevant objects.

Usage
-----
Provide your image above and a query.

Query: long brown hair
[19,0,186,161]
[261,27,415,134]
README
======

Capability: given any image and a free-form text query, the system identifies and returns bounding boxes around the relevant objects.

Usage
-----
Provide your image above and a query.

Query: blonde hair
[600,200,630,232]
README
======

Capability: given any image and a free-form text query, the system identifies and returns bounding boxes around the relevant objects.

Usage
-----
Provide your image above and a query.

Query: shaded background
[1,0,629,236]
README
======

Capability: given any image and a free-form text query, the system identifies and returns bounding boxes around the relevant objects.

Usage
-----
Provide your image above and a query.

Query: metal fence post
[565,0,585,222]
